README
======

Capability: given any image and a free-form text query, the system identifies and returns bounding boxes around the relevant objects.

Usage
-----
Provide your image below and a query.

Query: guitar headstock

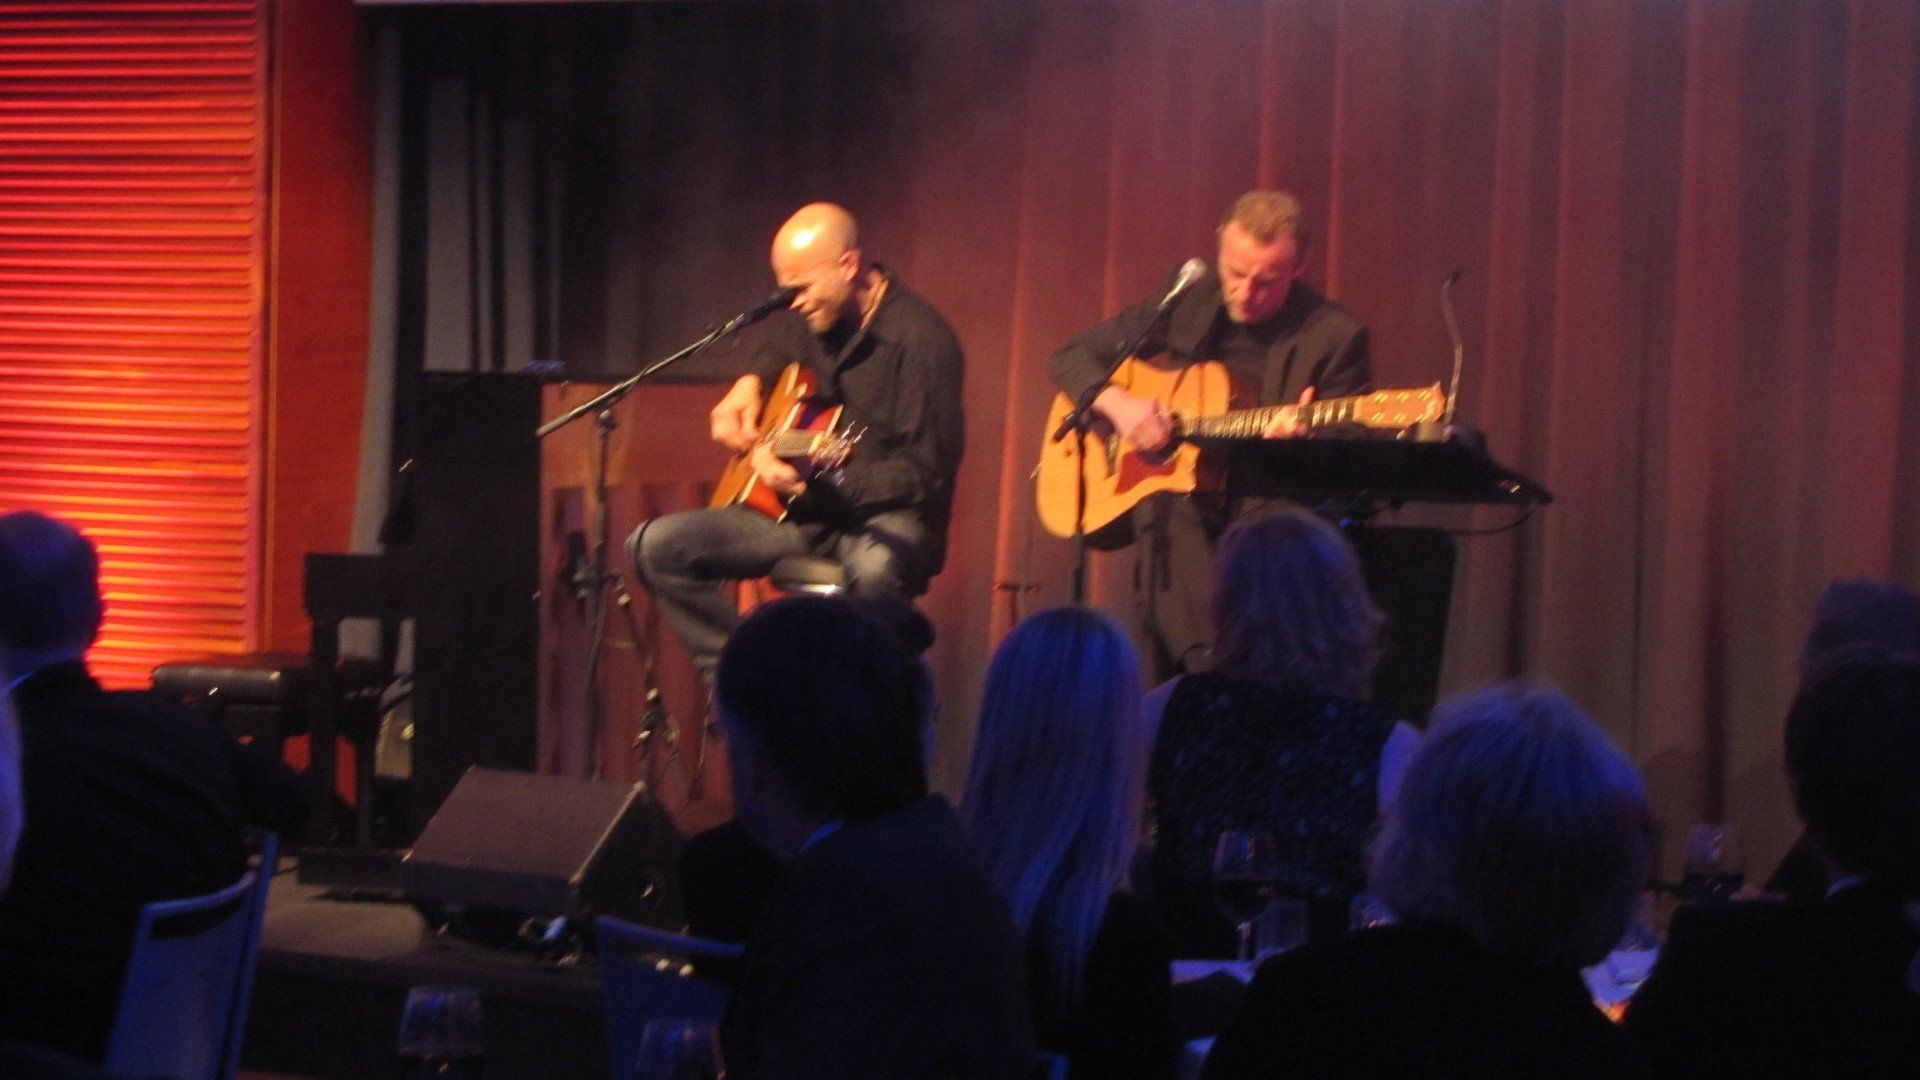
[1351,383,1446,428]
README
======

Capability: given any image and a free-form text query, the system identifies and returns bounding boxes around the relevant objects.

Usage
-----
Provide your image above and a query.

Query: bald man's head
[771,203,865,335]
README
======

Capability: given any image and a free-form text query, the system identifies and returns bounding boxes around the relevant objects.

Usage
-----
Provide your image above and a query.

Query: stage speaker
[403,767,685,930]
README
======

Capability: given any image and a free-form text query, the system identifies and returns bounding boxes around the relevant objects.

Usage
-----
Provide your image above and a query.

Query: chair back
[595,915,744,1080]
[104,832,278,1080]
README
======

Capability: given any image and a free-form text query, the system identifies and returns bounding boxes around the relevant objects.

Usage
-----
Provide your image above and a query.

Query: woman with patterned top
[1144,506,1421,954]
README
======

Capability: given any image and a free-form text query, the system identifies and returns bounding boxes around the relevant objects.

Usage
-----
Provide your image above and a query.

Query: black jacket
[1048,267,1371,412]
[750,268,964,553]
[1624,879,1920,1080]
[721,796,1037,1079]
[0,662,306,1063]
[1204,921,1648,1080]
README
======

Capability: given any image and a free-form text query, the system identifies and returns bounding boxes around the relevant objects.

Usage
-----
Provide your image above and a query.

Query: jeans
[628,505,937,670]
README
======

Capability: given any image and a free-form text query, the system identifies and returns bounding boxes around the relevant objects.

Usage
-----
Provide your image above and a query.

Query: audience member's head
[1797,579,1920,674]
[1784,645,1920,895]
[1370,682,1656,969]
[1210,506,1381,697]
[714,595,929,856]
[0,511,103,679]
[0,694,20,894]
[962,606,1146,1002]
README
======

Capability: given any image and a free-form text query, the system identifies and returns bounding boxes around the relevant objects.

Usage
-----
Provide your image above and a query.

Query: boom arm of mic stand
[534,322,729,440]
[1050,312,1169,443]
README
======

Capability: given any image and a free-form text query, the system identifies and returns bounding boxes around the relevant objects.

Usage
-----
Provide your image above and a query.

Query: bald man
[629,204,964,671]
[1049,191,1371,680]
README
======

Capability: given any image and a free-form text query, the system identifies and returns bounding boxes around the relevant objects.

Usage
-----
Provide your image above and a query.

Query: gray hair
[1369,682,1655,968]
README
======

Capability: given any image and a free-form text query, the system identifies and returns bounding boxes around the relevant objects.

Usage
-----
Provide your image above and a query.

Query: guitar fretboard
[1180,397,1364,438]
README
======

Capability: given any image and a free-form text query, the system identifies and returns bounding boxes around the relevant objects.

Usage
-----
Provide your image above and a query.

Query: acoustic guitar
[710,363,858,521]
[1035,357,1444,540]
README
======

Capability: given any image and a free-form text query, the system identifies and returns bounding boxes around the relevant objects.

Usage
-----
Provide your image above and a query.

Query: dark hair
[1209,507,1382,697]
[714,595,928,821]
[1798,579,1920,674]
[1784,645,1920,893]
[0,511,104,656]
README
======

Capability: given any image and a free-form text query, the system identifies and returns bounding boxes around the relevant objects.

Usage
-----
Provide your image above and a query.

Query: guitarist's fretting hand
[750,442,808,498]
[710,374,765,453]
[1261,386,1316,438]
[1093,385,1175,453]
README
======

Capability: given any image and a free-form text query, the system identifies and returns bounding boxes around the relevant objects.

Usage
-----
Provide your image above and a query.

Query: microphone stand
[1053,307,1179,605]
[534,304,779,780]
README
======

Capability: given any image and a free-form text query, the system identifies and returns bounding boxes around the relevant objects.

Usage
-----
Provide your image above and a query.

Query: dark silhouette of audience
[963,606,1175,1079]
[1203,681,1657,1079]
[1625,645,1920,1079]
[0,510,305,1064]
[1144,507,1420,952]
[712,595,1036,1079]
[1766,579,1920,902]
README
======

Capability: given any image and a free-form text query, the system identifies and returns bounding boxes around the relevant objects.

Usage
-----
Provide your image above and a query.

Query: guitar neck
[1178,396,1360,439]
[1176,384,1444,439]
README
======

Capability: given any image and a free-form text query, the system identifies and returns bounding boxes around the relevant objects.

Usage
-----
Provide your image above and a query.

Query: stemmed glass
[1213,828,1281,962]
[1682,823,1744,903]
[636,1019,725,1080]
[397,985,485,1080]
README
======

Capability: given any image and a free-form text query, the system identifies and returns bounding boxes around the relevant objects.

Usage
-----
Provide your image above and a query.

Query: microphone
[714,284,804,338]
[747,284,804,323]
[1157,258,1208,314]
[1440,270,1465,428]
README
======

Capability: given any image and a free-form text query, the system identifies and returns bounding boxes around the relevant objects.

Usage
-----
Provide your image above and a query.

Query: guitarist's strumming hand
[1262,386,1315,438]
[1093,385,1175,453]
[710,374,765,453]
[750,441,808,498]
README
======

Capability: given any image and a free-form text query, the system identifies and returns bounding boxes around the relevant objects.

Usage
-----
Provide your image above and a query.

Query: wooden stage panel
[538,380,736,836]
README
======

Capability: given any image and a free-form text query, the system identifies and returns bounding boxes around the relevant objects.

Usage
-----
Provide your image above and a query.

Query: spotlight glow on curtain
[0,1,267,687]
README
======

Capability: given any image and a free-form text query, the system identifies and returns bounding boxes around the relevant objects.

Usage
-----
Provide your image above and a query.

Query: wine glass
[636,1018,725,1080]
[1213,828,1280,962]
[397,985,485,1080]
[1348,892,1396,931]
[1682,823,1744,903]
[1254,896,1310,960]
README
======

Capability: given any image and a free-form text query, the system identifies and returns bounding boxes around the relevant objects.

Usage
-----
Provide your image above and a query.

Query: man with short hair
[630,202,965,672]
[0,510,305,1063]
[714,596,1035,1079]
[1049,190,1372,678]
[1625,645,1920,1079]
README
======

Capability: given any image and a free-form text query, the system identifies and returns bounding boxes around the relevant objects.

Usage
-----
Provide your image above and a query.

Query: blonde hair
[962,607,1147,1004]
[1223,190,1308,247]
[0,695,20,892]
[1369,682,1656,968]
[1209,507,1382,697]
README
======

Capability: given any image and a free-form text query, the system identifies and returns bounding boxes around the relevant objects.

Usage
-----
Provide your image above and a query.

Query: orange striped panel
[0,1,266,688]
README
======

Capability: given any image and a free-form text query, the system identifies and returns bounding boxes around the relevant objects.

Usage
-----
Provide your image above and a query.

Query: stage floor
[245,864,609,1080]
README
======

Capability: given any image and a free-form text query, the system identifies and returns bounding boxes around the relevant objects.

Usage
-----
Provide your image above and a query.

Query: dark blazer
[0,661,305,1063]
[721,795,1037,1079]
[1048,268,1371,412]
[1624,879,1920,1080]
[1203,922,1648,1080]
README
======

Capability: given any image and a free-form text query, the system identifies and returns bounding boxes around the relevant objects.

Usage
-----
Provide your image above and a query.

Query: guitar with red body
[710,363,858,520]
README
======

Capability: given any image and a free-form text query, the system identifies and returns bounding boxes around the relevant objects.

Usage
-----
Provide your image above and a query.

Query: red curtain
[879,0,1920,875]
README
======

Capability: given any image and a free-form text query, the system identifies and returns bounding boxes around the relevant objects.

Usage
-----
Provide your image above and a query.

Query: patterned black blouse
[1147,673,1398,955]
